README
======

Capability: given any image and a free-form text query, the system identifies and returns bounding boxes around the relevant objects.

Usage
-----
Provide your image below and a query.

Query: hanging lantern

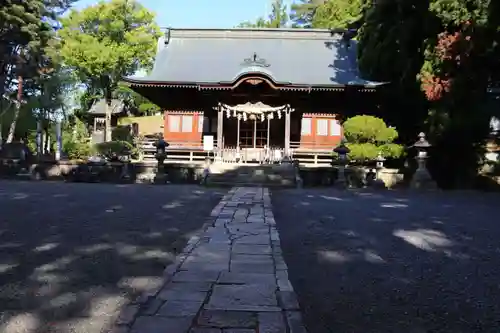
[243,113,247,121]
[237,114,242,120]
[226,109,230,118]
[278,111,282,119]
[261,114,264,122]
[233,110,237,117]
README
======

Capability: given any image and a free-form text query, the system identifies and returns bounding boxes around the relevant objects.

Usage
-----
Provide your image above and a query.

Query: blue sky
[74,0,294,28]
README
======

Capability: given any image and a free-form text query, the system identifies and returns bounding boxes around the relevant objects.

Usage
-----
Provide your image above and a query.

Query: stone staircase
[206,163,297,187]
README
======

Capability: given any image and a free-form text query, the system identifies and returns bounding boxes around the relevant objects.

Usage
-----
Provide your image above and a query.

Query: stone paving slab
[110,187,308,333]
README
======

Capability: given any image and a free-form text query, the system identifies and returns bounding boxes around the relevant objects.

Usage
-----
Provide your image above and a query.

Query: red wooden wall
[163,111,203,146]
[299,113,342,149]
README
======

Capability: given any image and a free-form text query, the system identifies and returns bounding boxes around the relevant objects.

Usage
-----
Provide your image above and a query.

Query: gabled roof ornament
[241,52,270,67]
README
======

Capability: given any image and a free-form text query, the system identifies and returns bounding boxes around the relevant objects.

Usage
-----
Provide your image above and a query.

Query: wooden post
[285,108,291,156]
[267,116,271,147]
[217,104,223,159]
[237,116,241,149]
[253,119,257,148]
[104,92,112,142]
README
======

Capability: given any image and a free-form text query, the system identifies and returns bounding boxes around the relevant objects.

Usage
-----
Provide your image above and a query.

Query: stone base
[377,169,404,188]
[335,174,350,188]
[154,173,168,184]
[410,168,437,189]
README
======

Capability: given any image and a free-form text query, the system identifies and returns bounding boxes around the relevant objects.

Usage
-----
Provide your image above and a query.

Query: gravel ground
[272,188,500,333]
[0,181,224,333]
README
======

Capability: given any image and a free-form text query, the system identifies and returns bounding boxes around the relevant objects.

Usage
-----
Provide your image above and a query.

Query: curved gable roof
[124,28,384,88]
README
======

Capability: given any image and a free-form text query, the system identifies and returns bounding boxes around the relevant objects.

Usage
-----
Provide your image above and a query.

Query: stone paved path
[112,187,307,333]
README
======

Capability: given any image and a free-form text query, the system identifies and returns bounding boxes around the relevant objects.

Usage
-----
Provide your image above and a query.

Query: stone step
[205,180,296,188]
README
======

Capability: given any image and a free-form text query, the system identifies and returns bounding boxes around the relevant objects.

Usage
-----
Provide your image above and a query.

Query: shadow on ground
[0,181,223,333]
[272,188,500,333]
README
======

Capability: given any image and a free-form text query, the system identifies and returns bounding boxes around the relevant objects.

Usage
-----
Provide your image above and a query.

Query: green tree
[357,0,499,187]
[357,0,432,143]
[0,0,76,142]
[238,0,288,28]
[312,0,366,29]
[289,0,324,28]
[114,82,160,116]
[419,0,497,187]
[56,0,161,106]
[238,18,269,28]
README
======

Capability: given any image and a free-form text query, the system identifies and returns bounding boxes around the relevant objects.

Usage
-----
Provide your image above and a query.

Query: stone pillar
[284,109,291,157]
[36,119,42,156]
[216,104,223,160]
[55,120,62,161]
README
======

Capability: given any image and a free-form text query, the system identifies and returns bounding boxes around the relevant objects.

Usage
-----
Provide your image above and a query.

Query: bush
[379,143,405,159]
[64,140,93,160]
[341,115,404,161]
[346,143,379,161]
[112,125,133,142]
[343,115,398,144]
[94,140,135,159]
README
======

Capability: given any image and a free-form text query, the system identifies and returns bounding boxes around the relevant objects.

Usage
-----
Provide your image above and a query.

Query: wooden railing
[138,138,334,166]
[139,138,215,163]
[290,141,333,166]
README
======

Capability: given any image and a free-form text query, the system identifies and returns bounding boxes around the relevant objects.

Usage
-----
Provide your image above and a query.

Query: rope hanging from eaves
[218,102,293,122]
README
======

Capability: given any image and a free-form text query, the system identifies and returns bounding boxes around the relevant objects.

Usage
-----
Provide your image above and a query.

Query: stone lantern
[410,132,436,189]
[154,138,169,183]
[375,152,385,170]
[333,140,350,187]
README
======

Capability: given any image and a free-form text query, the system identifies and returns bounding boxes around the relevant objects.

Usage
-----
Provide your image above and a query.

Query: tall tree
[55,0,161,110]
[238,0,288,28]
[114,82,160,116]
[419,0,497,186]
[311,0,366,29]
[358,0,500,187]
[0,0,76,142]
[357,0,432,143]
[289,0,324,28]
[267,0,289,28]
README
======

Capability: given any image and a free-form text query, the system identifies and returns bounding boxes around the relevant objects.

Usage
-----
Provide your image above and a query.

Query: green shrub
[379,143,405,159]
[340,115,404,161]
[94,140,135,159]
[64,140,92,160]
[343,115,398,144]
[112,125,133,142]
[346,143,379,161]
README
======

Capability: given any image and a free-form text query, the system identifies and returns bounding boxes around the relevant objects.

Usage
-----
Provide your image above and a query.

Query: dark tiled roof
[88,99,126,115]
[124,28,384,88]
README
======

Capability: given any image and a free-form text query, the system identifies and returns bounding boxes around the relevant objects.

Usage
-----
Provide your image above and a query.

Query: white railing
[218,147,286,164]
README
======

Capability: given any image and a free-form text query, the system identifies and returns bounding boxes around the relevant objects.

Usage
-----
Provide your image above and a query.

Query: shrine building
[123,28,383,163]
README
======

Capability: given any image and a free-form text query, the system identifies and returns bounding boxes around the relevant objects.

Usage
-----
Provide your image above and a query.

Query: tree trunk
[6,75,22,143]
